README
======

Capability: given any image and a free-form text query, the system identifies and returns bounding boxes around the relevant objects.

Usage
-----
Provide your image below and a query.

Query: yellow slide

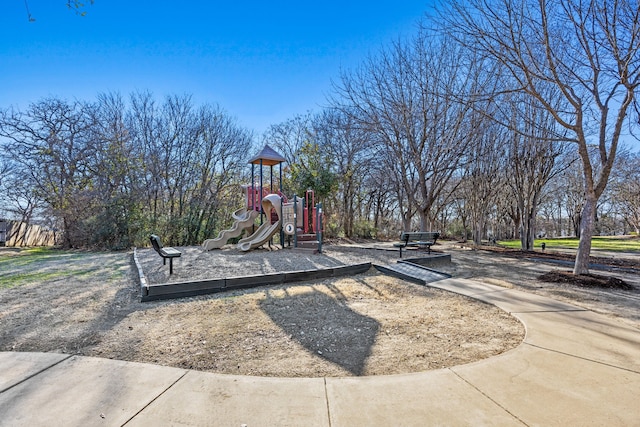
[237,194,282,252]
[202,208,259,250]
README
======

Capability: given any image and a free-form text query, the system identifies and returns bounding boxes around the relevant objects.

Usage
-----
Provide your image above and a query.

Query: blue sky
[1,1,432,136]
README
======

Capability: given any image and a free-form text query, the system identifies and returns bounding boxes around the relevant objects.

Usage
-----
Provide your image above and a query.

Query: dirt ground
[1,241,638,377]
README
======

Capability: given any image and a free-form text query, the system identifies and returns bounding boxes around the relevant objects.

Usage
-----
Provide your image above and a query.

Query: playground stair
[294,232,319,253]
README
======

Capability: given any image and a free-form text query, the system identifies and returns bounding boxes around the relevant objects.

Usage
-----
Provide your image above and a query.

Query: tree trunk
[401,210,411,231]
[520,208,537,251]
[555,199,562,237]
[343,191,353,238]
[473,220,482,245]
[526,218,535,251]
[419,210,429,231]
[573,195,596,275]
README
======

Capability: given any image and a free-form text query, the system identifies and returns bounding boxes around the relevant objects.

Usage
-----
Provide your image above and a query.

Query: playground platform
[2,276,639,426]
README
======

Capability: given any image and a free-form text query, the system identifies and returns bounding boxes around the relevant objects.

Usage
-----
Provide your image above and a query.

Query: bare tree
[502,93,568,250]
[86,92,143,249]
[23,0,94,21]
[263,113,313,174]
[1,92,253,248]
[442,0,640,274]
[0,161,41,245]
[493,185,521,240]
[182,104,253,244]
[610,150,640,233]
[128,93,199,243]
[332,31,483,232]
[0,157,13,217]
[561,160,587,237]
[66,0,93,14]
[0,98,96,247]
[313,109,372,238]
[127,92,251,245]
[538,179,566,237]
[459,123,507,245]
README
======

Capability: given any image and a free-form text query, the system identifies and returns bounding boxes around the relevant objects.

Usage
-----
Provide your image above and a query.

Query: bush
[353,220,377,239]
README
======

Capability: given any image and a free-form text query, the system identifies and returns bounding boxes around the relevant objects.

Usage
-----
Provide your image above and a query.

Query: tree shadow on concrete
[259,288,379,376]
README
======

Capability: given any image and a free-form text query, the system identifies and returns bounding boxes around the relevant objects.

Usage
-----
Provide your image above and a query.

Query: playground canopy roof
[248,144,286,166]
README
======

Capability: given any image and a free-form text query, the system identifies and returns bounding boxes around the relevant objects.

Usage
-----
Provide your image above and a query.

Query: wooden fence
[0,220,56,247]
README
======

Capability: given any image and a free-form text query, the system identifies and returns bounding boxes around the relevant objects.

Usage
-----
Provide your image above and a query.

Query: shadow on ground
[259,288,379,376]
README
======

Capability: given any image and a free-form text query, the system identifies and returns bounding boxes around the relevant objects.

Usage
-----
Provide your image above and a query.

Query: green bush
[353,220,377,239]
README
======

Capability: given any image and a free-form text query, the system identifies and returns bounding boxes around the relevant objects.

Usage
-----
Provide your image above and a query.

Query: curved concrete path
[1,277,639,426]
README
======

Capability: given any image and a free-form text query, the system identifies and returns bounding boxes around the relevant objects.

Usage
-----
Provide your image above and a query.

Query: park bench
[149,234,181,275]
[393,231,440,258]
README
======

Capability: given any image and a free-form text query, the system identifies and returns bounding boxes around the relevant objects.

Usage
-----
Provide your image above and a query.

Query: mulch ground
[538,271,635,290]
[472,245,637,291]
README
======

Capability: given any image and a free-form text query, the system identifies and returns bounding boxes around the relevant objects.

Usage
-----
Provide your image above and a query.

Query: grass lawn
[498,236,640,252]
[0,247,127,289]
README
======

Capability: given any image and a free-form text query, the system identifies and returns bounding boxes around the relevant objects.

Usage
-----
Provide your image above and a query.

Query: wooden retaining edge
[140,262,373,302]
[132,247,149,295]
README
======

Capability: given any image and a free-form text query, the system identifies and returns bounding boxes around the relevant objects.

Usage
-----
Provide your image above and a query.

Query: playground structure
[202,144,324,253]
[144,148,449,302]
[284,189,323,252]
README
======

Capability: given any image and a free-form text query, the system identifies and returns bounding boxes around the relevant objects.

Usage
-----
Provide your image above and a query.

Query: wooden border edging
[139,262,372,302]
[132,248,148,294]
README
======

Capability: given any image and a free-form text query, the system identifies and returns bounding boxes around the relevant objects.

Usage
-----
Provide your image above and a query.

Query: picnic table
[393,231,439,258]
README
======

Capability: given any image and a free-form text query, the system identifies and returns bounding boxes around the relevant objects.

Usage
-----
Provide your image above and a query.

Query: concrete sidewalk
[1,277,639,426]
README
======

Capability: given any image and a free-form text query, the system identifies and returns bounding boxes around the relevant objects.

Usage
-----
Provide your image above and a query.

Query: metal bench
[149,234,181,274]
[393,231,440,258]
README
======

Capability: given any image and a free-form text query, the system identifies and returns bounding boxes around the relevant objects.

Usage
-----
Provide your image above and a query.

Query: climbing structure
[282,189,322,253]
[201,143,323,253]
